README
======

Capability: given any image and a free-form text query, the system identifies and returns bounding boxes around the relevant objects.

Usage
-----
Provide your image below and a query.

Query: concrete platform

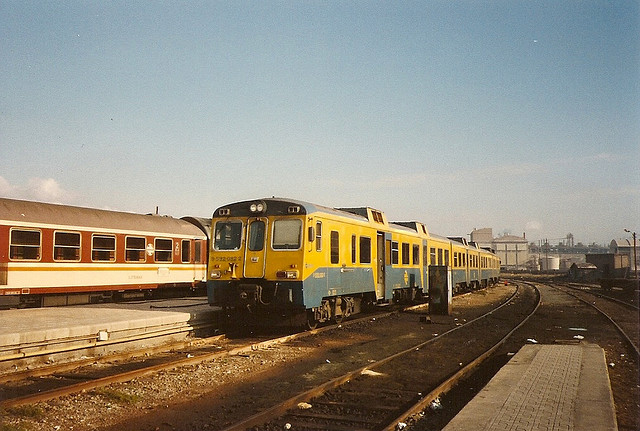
[0,298,219,374]
[443,343,617,431]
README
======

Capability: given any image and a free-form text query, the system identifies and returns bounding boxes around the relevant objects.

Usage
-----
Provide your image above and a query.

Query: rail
[219,283,540,431]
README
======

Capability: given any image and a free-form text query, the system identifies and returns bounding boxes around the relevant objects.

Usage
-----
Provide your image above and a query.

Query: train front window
[214,221,243,251]
[272,219,302,250]
[9,229,41,260]
[248,220,266,251]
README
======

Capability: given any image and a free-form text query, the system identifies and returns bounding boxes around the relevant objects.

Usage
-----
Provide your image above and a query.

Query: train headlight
[249,201,266,213]
[276,270,298,279]
[210,270,221,279]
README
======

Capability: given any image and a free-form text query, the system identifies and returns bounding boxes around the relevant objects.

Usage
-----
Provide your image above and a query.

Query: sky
[1,1,638,246]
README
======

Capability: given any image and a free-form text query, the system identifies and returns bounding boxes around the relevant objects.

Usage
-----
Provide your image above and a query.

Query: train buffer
[443,343,617,431]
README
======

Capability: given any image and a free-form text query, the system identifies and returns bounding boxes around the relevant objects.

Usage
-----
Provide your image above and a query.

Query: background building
[469,228,494,251]
[492,234,529,271]
[610,238,639,275]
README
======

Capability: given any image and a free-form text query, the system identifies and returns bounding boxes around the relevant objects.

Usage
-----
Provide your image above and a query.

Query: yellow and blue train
[207,198,500,326]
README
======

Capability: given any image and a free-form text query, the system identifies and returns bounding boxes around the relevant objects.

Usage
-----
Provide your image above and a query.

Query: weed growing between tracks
[92,388,141,405]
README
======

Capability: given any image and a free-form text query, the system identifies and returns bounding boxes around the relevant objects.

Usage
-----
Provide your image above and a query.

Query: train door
[422,240,429,294]
[244,218,267,278]
[376,232,385,300]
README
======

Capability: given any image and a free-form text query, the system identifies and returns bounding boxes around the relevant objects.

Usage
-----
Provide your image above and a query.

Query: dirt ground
[2,282,637,431]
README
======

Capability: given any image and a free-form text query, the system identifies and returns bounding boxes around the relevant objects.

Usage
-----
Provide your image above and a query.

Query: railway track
[219,283,540,431]
[0,309,397,409]
[546,282,639,359]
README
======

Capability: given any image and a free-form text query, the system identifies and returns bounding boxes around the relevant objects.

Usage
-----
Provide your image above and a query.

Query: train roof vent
[447,236,468,245]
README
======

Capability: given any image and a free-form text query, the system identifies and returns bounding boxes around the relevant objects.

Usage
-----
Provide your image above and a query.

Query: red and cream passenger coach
[0,198,208,307]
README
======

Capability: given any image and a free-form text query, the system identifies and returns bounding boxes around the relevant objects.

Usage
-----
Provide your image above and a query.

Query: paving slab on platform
[0,298,218,373]
[443,343,617,431]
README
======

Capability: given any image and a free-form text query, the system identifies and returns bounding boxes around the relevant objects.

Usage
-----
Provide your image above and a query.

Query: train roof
[215,198,378,223]
[0,198,206,238]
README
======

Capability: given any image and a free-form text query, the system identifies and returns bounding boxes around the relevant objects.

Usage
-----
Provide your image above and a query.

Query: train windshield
[248,220,266,251]
[272,219,302,250]
[214,221,243,250]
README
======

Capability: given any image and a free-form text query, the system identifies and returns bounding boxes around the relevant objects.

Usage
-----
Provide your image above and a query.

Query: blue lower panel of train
[302,267,376,309]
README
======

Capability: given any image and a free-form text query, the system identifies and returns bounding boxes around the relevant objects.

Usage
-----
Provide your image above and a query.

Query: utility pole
[624,229,638,281]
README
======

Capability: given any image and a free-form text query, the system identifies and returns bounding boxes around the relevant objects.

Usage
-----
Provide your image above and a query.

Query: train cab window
[125,236,146,262]
[248,220,266,251]
[351,235,356,264]
[182,239,191,263]
[155,238,173,262]
[330,231,339,264]
[9,229,41,260]
[273,219,302,250]
[214,221,242,251]
[92,234,116,262]
[391,241,399,265]
[413,244,420,265]
[54,231,81,261]
[315,222,322,251]
[444,250,450,267]
[360,236,371,264]
[402,243,410,265]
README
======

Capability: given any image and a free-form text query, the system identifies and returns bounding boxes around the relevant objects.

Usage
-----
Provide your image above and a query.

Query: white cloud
[0,176,76,204]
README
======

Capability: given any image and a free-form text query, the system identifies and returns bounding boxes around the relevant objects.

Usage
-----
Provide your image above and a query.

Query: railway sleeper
[311,400,399,412]
[285,411,379,425]
[277,418,371,431]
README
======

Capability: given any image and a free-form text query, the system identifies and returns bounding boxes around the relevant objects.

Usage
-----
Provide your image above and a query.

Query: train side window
[213,221,243,251]
[402,243,410,265]
[454,252,459,268]
[92,234,116,262]
[360,236,371,264]
[273,219,302,250]
[315,222,322,251]
[195,240,203,262]
[423,245,428,266]
[125,236,146,262]
[330,231,339,264]
[54,231,81,261]
[155,238,173,262]
[430,247,436,265]
[412,244,419,265]
[9,229,41,260]
[182,239,191,263]
[391,241,399,265]
[351,235,356,264]
[444,250,450,267]
[437,249,443,265]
